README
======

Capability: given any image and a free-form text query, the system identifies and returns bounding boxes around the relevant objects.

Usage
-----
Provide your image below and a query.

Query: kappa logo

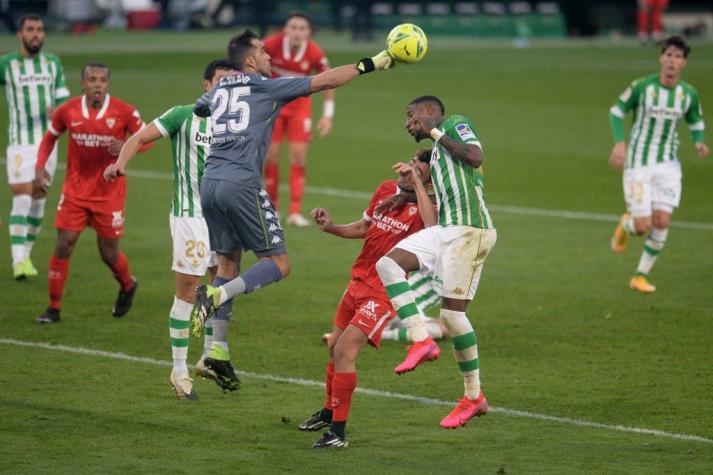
[106,118,116,128]
[260,189,268,197]
[262,199,271,208]
[265,211,274,220]
[268,223,278,232]
[451,287,465,296]
[271,235,282,245]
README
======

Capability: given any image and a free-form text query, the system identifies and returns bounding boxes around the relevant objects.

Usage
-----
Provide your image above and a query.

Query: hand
[695,143,709,158]
[393,161,419,187]
[609,142,627,170]
[47,106,56,120]
[103,163,126,182]
[108,138,125,156]
[316,116,333,138]
[371,50,395,71]
[310,207,332,231]
[33,168,51,193]
[375,193,409,214]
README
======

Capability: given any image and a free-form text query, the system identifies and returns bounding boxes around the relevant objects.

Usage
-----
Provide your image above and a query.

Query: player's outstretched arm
[311,207,369,238]
[104,122,163,182]
[309,51,393,93]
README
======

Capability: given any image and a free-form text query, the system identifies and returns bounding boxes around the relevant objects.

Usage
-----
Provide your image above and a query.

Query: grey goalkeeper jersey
[194,72,311,188]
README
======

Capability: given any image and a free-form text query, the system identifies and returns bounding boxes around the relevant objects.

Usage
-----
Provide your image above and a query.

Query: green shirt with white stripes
[0,50,69,146]
[431,114,494,229]
[609,74,705,169]
[154,104,211,218]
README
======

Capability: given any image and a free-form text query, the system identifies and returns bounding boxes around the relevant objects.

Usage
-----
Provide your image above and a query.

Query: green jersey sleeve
[0,54,9,86]
[48,54,69,105]
[443,115,482,148]
[154,105,192,137]
[609,79,642,142]
[684,87,705,144]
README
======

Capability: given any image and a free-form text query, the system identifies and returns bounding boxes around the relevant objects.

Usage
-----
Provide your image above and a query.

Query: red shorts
[271,102,312,143]
[55,193,126,239]
[333,280,396,348]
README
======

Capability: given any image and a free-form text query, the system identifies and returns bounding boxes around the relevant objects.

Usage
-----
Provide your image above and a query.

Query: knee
[333,341,355,366]
[99,247,119,266]
[274,256,291,278]
[54,238,76,258]
[633,219,651,236]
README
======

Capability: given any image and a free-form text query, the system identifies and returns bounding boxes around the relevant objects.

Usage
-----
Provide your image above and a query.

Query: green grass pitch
[0,31,712,473]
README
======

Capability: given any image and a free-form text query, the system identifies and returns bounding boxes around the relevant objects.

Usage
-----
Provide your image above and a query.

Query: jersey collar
[282,35,307,63]
[81,93,111,120]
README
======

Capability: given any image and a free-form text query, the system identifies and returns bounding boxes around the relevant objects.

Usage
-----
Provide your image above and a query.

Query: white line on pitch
[1,337,711,445]
[3,158,713,230]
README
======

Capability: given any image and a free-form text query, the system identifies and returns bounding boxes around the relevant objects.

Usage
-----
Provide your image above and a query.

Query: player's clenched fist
[311,207,332,230]
[103,163,126,182]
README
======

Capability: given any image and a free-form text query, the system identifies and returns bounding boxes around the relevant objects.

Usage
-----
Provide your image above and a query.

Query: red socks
[111,252,133,292]
[48,254,69,310]
[289,164,305,215]
[324,362,335,410]
[264,163,280,210]
[331,371,357,422]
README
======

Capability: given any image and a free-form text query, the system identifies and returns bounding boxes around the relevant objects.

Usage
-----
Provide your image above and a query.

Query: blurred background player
[609,36,708,293]
[1,15,69,279]
[188,30,393,376]
[34,63,150,324]
[104,59,236,399]
[637,0,669,45]
[376,96,497,429]
[300,150,435,449]
[263,12,334,226]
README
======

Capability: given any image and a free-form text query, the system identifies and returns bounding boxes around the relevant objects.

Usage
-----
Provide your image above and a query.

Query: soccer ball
[386,23,428,64]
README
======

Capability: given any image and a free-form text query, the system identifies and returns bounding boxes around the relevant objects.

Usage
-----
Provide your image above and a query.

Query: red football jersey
[48,94,144,201]
[263,32,329,110]
[351,180,426,294]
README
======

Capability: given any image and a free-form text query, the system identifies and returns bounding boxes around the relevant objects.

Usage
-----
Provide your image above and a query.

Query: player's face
[18,19,44,55]
[284,17,311,46]
[405,104,430,142]
[250,39,272,76]
[81,67,110,104]
[203,67,235,92]
[659,46,687,77]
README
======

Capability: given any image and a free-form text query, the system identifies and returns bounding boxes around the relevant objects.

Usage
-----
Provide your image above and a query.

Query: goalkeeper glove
[356,50,395,74]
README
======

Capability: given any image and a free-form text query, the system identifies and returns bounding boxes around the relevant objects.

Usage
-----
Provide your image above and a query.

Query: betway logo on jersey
[372,210,411,235]
[194,131,211,145]
[646,106,682,120]
[17,73,53,86]
[70,132,114,147]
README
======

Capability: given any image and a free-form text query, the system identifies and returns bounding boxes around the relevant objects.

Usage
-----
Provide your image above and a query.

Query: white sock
[169,297,192,375]
[636,227,668,275]
[9,194,32,266]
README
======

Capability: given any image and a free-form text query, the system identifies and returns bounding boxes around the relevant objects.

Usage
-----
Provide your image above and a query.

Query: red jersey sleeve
[48,102,68,136]
[126,104,145,134]
[310,42,330,73]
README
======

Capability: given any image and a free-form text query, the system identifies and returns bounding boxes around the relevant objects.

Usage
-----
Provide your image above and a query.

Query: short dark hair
[661,35,691,58]
[415,149,431,164]
[408,95,445,115]
[285,11,313,29]
[19,15,43,29]
[81,62,111,79]
[227,29,259,70]
[204,59,234,81]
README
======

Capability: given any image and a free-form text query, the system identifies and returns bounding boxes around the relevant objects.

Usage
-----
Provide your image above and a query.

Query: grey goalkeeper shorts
[200,178,286,257]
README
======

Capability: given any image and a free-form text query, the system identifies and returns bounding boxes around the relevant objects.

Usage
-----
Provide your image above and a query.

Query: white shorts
[169,215,214,276]
[6,144,58,185]
[394,225,497,300]
[623,161,682,217]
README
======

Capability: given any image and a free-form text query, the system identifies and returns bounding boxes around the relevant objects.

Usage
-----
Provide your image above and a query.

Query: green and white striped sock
[169,297,192,375]
[25,198,46,258]
[9,194,31,266]
[442,308,480,399]
[636,228,667,275]
[377,257,429,342]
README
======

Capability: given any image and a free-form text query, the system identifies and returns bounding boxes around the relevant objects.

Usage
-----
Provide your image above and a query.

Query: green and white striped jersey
[154,104,212,218]
[431,114,494,229]
[610,74,705,169]
[0,51,69,146]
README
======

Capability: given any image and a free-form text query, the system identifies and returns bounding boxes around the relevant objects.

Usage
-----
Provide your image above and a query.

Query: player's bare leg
[97,236,137,317]
[376,249,440,374]
[37,229,80,324]
[264,141,282,214]
[313,325,366,449]
[286,142,310,226]
[300,324,344,432]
